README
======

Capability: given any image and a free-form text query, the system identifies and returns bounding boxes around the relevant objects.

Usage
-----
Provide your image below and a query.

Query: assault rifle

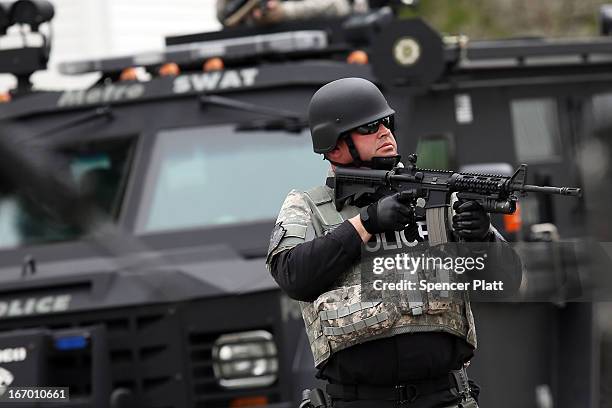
[332,154,582,244]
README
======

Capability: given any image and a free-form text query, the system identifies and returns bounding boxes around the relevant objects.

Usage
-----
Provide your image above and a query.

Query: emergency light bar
[58,30,329,75]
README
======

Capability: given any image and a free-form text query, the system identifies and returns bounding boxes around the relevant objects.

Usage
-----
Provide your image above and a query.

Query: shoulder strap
[305,185,332,205]
[304,186,345,226]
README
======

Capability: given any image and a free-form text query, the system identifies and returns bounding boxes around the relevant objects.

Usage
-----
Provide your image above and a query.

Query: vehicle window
[416,134,455,170]
[510,98,562,162]
[591,93,612,136]
[0,141,132,249]
[136,125,327,233]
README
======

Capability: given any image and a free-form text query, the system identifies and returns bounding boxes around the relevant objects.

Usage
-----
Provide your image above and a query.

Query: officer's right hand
[359,192,414,234]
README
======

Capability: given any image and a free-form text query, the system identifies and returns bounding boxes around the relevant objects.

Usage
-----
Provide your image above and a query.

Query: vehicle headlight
[212,330,278,389]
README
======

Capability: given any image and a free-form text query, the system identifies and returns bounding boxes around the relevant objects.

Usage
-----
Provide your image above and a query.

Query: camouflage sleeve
[280,0,351,20]
[266,190,314,266]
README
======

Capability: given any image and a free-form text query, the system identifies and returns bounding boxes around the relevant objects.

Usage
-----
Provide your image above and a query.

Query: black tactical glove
[360,191,414,234]
[452,200,492,241]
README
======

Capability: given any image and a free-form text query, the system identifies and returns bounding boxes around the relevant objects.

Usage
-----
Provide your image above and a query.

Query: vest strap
[398,270,424,315]
[305,185,333,205]
[319,301,381,320]
[304,186,344,225]
[322,311,389,336]
[283,223,307,238]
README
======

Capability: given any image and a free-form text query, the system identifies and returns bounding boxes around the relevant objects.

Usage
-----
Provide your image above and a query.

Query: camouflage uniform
[266,180,478,368]
[216,0,352,26]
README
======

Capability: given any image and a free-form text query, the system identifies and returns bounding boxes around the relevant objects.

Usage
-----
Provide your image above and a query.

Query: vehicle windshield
[136,125,327,233]
[0,141,132,249]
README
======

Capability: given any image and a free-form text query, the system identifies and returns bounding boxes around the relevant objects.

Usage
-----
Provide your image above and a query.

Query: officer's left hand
[452,201,491,241]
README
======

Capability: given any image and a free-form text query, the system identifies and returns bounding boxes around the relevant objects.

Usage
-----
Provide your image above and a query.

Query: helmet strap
[343,134,364,167]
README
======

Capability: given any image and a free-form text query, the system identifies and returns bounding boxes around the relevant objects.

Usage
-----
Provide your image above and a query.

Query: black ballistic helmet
[308,77,395,154]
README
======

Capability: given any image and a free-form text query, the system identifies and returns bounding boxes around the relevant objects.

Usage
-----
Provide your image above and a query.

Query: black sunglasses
[353,115,393,135]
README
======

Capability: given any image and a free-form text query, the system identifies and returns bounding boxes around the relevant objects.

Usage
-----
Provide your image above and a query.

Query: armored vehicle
[0,2,609,408]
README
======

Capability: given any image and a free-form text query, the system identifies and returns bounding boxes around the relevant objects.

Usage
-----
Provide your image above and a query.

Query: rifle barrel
[518,184,582,196]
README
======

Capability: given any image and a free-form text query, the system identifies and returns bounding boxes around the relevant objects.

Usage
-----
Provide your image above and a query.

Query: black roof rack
[446,36,612,68]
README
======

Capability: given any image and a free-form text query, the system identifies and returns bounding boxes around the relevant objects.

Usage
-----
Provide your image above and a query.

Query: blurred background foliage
[400,0,611,39]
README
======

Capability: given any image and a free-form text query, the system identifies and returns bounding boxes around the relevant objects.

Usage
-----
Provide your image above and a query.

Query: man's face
[327,118,398,166]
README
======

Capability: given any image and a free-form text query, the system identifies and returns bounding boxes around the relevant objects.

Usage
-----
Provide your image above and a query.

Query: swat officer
[267,77,519,408]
